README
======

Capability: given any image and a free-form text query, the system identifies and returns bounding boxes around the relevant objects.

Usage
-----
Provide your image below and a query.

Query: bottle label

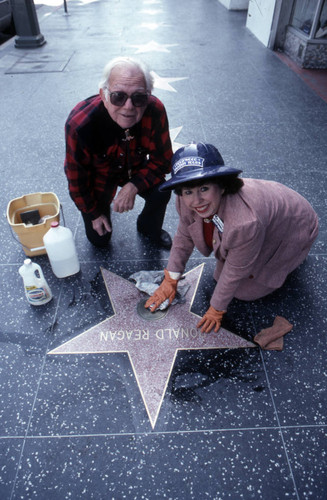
[25,285,51,303]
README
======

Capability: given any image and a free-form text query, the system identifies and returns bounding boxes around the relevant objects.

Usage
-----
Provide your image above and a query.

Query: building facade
[219,0,327,69]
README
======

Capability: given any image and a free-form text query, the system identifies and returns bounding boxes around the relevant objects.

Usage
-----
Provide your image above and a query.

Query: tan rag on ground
[254,316,293,351]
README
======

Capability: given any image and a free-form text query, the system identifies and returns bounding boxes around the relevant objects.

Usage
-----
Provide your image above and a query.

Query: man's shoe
[157,229,172,250]
[138,226,172,250]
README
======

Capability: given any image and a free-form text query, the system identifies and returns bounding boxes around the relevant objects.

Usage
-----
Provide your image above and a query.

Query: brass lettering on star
[100,330,149,341]
[99,327,201,342]
[155,327,200,340]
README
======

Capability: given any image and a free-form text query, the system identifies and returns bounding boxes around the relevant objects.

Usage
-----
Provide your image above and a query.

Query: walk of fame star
[48,265,255,428]
[140,9,164,15]
[130,40,178,54]
[151,71,189,92]
[139,22,169,31]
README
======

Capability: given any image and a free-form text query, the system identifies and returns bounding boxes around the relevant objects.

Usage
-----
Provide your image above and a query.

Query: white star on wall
[151,71,189,92]
[130,40,178,54]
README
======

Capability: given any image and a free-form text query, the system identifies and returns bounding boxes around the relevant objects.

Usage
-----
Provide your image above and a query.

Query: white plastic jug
[43,222,80,278]
[19,259,53,306]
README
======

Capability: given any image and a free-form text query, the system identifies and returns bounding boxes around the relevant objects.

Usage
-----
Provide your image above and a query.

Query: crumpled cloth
[129,270,190,311]
[254,316,293,351]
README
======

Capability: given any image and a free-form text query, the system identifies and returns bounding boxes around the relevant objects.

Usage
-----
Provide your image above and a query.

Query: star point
[170,126,185,152]
[151,71,189,92]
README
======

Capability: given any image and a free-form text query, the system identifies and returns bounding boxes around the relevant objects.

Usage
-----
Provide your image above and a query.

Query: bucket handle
[8,203,66,253]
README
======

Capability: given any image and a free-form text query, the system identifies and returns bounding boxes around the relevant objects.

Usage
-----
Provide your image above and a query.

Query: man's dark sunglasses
[108,91,149,107]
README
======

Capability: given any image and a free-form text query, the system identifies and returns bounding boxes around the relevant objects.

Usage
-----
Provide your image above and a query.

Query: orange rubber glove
[197,306,225,333]
[145,269,179,312]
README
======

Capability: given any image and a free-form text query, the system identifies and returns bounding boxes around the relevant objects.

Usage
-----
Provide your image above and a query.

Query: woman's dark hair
[174,174,244,196]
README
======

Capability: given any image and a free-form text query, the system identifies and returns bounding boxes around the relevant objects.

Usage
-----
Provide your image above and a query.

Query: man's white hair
[99,56,154,92]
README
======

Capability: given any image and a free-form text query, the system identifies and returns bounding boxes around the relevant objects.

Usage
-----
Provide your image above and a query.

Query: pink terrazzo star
[48,264,255,428]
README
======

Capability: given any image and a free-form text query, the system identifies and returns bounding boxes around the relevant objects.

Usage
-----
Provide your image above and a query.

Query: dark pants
[81,184,171,248]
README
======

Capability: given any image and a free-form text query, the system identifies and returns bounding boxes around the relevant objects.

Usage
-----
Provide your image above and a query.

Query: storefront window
[291,0,319,36]
[316,0,327,38]
[291,0,327,39]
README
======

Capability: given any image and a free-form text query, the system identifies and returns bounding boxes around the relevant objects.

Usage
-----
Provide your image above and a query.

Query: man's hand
[145,269,179,312]
[113,183,138,213]
[197,306,225,334]
[92,215,112,236]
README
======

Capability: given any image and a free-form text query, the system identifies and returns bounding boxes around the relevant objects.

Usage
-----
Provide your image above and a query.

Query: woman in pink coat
[145,142,319,334]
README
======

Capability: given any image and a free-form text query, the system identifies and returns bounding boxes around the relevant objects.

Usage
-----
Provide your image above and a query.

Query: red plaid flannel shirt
[64,94,173,219]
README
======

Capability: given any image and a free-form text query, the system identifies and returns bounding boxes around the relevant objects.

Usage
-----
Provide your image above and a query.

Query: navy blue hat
[159,142,242,191]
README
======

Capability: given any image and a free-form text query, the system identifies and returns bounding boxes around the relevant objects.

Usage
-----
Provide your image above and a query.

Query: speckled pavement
[0,1,326,498]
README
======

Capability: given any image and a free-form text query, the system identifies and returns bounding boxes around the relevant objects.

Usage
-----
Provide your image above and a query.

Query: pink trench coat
[167,179,319,311]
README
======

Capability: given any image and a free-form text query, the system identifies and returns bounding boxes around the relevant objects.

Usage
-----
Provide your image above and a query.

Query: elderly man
[64,56,173,249]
